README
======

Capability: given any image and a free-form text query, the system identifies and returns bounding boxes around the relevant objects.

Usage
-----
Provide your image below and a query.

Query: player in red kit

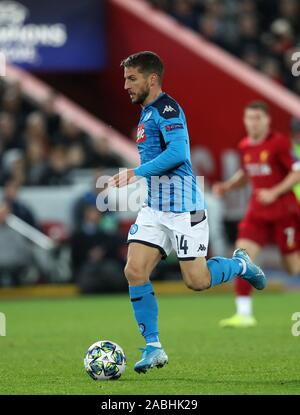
[213,101,300,327]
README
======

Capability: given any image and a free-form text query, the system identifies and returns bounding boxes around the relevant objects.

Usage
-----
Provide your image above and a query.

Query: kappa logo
[197,244,206,252]
[163,105,176,114]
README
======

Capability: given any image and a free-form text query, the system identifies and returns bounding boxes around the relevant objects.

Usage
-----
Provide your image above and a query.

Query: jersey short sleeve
[275,135,295,171]
[238,138,248,171]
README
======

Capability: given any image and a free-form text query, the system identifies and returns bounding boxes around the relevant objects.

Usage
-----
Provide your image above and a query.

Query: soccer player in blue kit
[111,51,266,374]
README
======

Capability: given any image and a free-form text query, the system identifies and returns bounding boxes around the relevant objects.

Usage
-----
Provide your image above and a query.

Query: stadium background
[1,0,300,395]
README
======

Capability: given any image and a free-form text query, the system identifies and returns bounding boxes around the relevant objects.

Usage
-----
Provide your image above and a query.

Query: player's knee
[185,280,209,291]
[124,262,148,285]
[183,270,211,291]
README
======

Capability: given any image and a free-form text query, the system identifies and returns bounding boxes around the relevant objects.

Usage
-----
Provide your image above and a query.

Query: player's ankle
[235,258,247,275]
[146,341,162,348]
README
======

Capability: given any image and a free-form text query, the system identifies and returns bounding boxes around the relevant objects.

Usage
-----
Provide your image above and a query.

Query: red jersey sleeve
[275,135,294,171]
[238,137,248,171]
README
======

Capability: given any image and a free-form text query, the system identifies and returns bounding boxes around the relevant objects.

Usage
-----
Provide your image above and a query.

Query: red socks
[235,276,252,296]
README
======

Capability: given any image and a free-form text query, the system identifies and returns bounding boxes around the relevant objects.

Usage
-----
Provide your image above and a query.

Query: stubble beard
[133,86,150,106]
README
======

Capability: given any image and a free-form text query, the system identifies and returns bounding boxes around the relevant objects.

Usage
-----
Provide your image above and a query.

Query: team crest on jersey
[129,224,138,235]
[137,124,147,143]
[143,111,152,122]
[260,150,269,162]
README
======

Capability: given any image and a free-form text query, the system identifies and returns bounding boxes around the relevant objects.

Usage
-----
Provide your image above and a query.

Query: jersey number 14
[176,235,188,255]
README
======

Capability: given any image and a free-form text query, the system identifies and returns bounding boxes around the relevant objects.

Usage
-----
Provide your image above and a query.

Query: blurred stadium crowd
[0,78,128,289]
[148,0,300,96]
[0,79,124,187]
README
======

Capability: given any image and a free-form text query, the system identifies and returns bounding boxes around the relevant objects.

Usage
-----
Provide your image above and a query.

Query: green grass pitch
[0,292,300,395]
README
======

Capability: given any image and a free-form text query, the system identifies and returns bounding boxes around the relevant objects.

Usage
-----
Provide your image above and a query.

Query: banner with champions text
[0,0,106,70]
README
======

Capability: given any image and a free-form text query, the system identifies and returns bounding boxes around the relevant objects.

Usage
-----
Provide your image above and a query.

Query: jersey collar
[143,92,166,111]
[247,130,272,146]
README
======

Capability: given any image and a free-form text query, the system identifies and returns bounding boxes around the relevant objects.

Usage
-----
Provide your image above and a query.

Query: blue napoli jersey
[134,92,205,212]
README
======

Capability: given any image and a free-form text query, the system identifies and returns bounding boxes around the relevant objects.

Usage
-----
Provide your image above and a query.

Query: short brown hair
[120,51,164,84]
[245,101,270,114]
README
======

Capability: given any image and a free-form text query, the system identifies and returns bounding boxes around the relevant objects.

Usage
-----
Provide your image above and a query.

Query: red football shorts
[237,212,300,255]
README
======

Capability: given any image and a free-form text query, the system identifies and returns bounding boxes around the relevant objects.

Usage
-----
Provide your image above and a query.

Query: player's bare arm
[212,168,248,196]
[257,170,300,205]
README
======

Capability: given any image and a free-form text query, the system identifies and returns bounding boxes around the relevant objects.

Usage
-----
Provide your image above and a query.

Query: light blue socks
[129,282,160,344]
[207,257,244,287]
[128,258,244,345]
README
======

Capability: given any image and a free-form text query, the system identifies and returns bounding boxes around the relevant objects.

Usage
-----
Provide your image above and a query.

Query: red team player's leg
[220,214,300,328]
[235,277,253,319]
[276,215,300,275]
[235,277,252,296]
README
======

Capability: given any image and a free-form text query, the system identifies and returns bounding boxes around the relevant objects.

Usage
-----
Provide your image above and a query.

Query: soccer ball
[84,340,126,380]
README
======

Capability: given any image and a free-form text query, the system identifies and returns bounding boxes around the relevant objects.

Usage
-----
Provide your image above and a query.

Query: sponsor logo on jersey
[165,123,184,132]
[163,105,176,114]
[245,163,272,176]
[136,124,147,143]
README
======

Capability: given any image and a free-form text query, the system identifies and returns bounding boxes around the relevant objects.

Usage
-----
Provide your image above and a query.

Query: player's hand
[109,169,136,188]
[212,182,228,197]
[256,188,278,205]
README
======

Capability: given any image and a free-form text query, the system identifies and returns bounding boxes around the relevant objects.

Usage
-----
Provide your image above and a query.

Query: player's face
[124,66,151,105]
[243,109,270,139]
